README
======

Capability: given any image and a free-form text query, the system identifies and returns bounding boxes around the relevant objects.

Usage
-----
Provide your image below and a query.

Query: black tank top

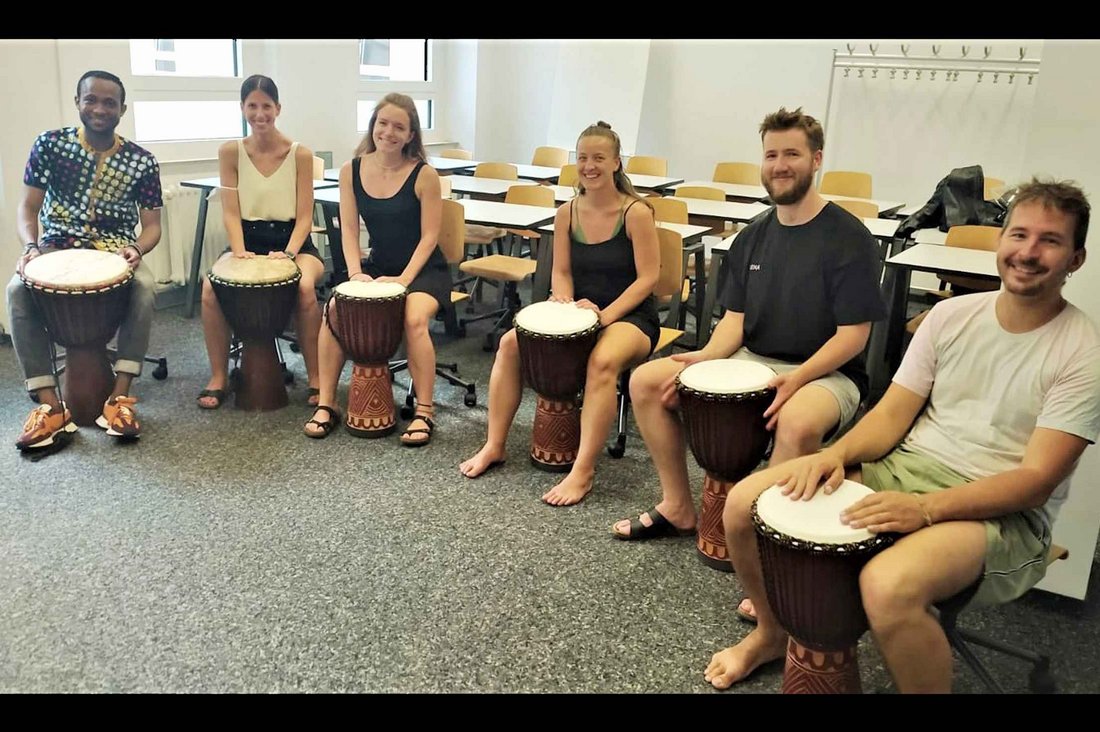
[569,197,651,310]
[352,157,445,275]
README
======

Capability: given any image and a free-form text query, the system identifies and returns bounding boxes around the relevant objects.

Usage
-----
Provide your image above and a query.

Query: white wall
[1019,40,1100,600]
[473,39,560,163]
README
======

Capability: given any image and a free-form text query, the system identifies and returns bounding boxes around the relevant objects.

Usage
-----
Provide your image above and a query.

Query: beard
[764,169,814,205]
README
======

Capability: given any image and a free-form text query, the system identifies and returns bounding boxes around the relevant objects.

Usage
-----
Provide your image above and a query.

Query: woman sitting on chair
[198,74,324,409]
[459,121,661,506]
[303,93,450,445]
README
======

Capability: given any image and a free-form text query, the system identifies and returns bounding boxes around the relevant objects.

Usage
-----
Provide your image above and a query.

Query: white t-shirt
[894,291,1100,527]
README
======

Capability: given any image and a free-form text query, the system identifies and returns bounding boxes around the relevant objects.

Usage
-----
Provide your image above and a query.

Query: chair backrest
[504,184,555,208]
[312,156,325,180]
[675,185,725,202]
[438,176,453,199]
[942,224,1003,292]
[437,199,466,264]
[984,176,1006,201]
[558,164,579,187]
[475,162,518,180]
[440,148,473,160]
[648,196,689,224]
[625,155,668,176]
[654,227,684,298]
[532,146,568,168]
[713,161,761,185]
[834,199,879,219]
[821,170,873,198]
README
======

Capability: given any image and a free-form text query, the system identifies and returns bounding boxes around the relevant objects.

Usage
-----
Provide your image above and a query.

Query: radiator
[146,184,229,287]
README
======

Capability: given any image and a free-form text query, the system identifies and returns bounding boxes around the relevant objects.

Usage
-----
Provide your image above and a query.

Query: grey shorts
[861,444,1051,610]
[730,348,862,439]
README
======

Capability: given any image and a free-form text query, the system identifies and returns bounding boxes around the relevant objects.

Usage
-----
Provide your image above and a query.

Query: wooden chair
[821,171,873,198]
[609,227,686,457]
[440,148,473,160]
[833,199,880,219]
[474,162,518,180]
[649,196,689,225]
[906,225,1002,334]
[532,146,568,168]
[984,176,1006,201]
[675,185,725,201]
[559,164,579,187]
[713,162,761,185]
[625,155,668,176]
[389,198,478,409]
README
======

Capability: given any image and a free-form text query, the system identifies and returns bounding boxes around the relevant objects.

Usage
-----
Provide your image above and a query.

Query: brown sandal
[304,405,341,439]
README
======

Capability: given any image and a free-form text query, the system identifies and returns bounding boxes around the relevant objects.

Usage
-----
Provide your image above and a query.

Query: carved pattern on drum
[697,474,734,565]
[781,639,862,694]
[530,396,581,469]
[346,364,396,435]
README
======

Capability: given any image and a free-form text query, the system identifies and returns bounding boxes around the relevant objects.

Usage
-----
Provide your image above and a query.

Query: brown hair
[574,121,652,211]
[1005,177,1091,250]
[354,93,427,161]
[759,106,824,154]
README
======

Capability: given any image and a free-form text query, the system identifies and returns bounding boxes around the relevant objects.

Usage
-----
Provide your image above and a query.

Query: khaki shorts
[861,444,1051,609]
[730,348,862,439]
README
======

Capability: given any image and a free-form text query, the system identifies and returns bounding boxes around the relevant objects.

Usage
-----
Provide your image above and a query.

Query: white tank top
[237,139,299,222]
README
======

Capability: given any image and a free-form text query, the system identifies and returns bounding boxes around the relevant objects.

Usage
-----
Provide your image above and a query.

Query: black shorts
[240,219,323,263]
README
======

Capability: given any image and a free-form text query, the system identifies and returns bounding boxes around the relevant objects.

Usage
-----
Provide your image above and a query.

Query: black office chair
[934,544,1068,693]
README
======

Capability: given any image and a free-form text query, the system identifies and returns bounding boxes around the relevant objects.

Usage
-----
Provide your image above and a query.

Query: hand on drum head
[350,272,374,283]
[660,350,709,409]
[231,249,256,259]
[118,246,142,269]
[573,299,606,326]
[773,449,846,501]
[547,293,573,304]
[762,371,806,431]
[16,248,41,277]
[266,250,291,259]
[840,491,927,534]
[374,275,409,287]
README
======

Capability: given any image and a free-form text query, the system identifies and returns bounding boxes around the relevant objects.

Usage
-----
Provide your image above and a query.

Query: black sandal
[400,406,435,447]
[304,405,341,439]
[197,388,229,410]
[612,507,696,541]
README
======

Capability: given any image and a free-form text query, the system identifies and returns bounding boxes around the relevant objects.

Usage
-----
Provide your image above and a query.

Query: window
[357,99,434,132]
[129,39,240,77]
[128,39,243,143]
[359,39,429,81]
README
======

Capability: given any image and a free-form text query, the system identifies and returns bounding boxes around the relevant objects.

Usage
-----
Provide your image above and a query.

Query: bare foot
[704,628,788,690]
[612,501,696,538]
[459,444,506,478]
[541,468,594,506]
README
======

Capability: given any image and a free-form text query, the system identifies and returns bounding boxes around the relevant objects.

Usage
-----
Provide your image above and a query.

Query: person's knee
[629,357,671,403]
[587,350,621,383]
[723,480,762,535]
[860,559,920,628]
[201,279,218,305]
[405,310,431,336]
[497,329,518,358]
[7,276,29,309]
[774,410,830,454]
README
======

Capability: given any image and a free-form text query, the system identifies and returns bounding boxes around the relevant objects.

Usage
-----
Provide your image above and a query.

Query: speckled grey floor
[2,291,1099,693]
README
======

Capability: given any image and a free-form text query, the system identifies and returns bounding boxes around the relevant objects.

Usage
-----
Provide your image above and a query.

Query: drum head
[515,300,599,335]
[335,280,407,299]
[756,480,875,544]
[679,359,776,394]
[23,249,131,290]
[211,256,299,284]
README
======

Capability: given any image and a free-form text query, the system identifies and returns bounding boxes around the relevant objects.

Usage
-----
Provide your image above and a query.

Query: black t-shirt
[717,202,887,398]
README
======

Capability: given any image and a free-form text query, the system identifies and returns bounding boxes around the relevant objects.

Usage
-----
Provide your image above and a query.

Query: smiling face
[761,128,821,205]
[242,89,280,133]
[997,200,1085,299]
[575,134,620,193]
[372,103,414,157]
[76,77,126,136]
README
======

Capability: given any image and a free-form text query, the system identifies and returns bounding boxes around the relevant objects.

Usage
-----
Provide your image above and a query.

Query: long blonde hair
[574,121,652,212]
[353,93,428,161]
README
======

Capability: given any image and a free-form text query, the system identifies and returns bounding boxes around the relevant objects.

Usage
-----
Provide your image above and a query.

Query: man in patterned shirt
[8,70,163,449]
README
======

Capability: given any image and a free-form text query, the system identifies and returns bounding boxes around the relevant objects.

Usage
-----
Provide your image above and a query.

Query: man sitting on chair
[614,107,886,541]
[8,70,162,449]
[705,178,1100,693]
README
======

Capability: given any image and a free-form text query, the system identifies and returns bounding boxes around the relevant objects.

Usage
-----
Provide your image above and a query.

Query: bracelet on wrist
[284,249,296,259]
